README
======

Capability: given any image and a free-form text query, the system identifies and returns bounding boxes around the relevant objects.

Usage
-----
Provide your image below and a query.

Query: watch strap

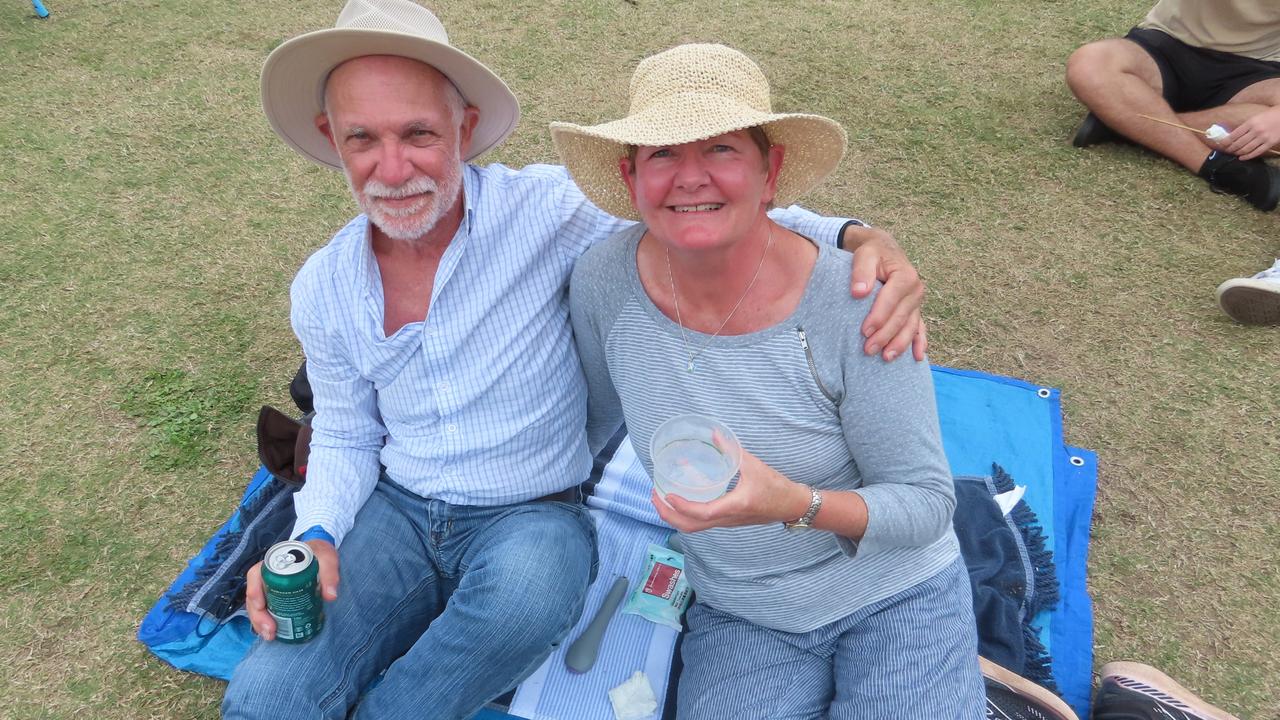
[783,486,823,530]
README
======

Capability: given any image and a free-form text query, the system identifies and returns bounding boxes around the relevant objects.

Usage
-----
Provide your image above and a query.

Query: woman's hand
[653,447,811,533]
[1221,107,1280,161]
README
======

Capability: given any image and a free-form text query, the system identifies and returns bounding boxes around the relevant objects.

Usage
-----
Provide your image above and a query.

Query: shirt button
[446,424,458,433]
[437,382,450,391]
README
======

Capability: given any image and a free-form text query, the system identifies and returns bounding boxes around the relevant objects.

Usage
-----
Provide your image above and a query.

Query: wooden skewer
[1138,113,1280,156]
[1138,113,1206,134]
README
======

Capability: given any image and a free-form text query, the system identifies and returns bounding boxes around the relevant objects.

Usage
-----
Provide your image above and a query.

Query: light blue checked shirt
[289,162,851,545]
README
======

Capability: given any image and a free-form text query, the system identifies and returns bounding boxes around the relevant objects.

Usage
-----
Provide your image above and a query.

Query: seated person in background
[1216,258,1280,324]
[1066,0,1280,211]
[556,44,984,719]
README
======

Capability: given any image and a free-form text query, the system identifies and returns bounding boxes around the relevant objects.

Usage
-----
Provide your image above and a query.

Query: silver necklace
[666,225,773,372]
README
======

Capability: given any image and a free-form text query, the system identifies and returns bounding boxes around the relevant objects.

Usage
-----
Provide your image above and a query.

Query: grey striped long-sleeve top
[569,224,961,633]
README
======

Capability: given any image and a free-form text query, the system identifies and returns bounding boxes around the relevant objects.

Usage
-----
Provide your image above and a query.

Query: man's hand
[841,225,927,362]
[245,539,340,641]
[652,448,809,533]
[1221,106,1280,161]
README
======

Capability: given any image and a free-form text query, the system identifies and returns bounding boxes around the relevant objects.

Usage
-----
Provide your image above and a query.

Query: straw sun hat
[550,44,848,221]
[260,0,519,169]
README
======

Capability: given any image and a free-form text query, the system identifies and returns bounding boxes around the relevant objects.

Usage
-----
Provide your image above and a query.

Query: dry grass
[1,0,1276,718]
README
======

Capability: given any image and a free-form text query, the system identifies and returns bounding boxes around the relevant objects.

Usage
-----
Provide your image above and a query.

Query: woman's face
[621,130,783,253]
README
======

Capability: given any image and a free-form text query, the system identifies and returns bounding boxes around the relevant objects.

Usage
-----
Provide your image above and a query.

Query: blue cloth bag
[137,466,295,679]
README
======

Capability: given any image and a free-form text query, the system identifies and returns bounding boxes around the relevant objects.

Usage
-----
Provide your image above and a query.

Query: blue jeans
[677,556,984,720]
[222,478,597,720]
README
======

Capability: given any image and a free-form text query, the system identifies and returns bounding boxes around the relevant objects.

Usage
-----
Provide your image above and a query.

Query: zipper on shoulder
[796,327,838,403]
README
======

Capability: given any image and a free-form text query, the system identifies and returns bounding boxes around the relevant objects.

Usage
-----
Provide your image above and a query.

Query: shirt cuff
[295,524,336,546]
[836,219,869,251]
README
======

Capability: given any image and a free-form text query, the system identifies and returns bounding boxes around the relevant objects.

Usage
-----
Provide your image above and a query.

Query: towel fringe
[991,463,1061,693]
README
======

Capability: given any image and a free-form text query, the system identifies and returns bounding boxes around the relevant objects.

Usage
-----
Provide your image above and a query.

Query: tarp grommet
[1036,388,1051,398]
[1070,456,1085,467]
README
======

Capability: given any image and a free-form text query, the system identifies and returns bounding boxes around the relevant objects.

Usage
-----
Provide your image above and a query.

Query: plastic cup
[649,415,742,504]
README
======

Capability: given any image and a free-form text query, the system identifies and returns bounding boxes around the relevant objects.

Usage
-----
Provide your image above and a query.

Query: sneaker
[981,657,1078,720]
[1197,150,1280,211]
[1216,259,1280,325]
[1093,662,1240,720]
[1072,112,1120,148]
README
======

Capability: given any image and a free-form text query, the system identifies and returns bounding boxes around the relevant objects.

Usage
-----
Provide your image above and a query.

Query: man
[1065,0,1280,211]
[222,1,927,718]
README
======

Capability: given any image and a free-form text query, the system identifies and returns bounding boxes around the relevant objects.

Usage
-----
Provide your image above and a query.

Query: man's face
[317,56,479,243]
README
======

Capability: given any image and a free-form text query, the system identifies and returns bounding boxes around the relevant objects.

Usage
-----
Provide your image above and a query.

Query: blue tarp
[932,367,1097,717]
[139,366,1098,718]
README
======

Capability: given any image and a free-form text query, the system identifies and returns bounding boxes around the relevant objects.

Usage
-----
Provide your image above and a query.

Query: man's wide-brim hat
[550,43,847,221]
[261,0,519,169]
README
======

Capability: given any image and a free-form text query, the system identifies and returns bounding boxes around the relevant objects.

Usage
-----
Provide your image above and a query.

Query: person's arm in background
[838,223,926,361]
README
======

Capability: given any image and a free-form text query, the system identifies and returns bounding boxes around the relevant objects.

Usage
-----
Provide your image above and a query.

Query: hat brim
[261,28,520,169]
[551,94,846,220]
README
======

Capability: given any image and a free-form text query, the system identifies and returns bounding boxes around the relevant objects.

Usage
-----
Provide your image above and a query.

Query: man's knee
[222,644,333,720]
[1066,39,1152,97]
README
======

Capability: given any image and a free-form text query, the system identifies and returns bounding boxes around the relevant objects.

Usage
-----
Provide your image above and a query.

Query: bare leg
[1066,39,1210,170]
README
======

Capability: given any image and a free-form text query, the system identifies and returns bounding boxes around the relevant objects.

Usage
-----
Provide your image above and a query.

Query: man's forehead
[323,55,467,116]
[330,54,444,82]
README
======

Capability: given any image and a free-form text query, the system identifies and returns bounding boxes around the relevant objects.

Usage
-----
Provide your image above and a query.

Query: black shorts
[1125,27,1280,112]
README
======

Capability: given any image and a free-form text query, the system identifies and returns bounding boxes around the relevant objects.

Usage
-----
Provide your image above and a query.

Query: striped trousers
[676,555,984,719]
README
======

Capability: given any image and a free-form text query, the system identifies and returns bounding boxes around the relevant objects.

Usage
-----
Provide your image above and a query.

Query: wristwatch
[783,485,823,530]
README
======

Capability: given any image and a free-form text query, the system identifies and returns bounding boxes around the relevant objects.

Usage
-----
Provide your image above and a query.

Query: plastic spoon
[565,576,629,673]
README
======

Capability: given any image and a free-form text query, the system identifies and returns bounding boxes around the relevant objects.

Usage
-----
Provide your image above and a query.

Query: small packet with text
[622,543,692,631]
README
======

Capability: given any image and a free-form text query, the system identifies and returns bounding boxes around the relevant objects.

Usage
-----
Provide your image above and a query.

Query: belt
[534,486,583,504]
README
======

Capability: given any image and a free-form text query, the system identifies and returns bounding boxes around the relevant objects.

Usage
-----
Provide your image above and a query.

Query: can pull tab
[564,576,630,673]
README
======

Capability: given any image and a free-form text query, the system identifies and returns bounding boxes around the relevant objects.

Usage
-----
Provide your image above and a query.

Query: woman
[553,44,984,719]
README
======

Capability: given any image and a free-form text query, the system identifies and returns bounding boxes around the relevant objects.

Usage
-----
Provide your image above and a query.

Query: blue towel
[954,468,1058,690]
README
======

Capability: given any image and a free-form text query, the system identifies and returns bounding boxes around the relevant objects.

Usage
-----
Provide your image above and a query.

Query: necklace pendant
[686,359,695,372]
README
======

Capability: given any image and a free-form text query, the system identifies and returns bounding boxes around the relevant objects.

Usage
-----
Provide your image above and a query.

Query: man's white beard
[349,162,463,243]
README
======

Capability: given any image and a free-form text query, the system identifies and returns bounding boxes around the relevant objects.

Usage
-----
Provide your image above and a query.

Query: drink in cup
[649,415,742,504]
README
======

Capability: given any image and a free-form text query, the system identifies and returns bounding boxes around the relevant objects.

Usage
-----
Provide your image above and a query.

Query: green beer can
[262,540,324,643]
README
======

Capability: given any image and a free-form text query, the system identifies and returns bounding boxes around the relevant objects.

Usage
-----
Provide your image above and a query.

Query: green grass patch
[120,367,257,471]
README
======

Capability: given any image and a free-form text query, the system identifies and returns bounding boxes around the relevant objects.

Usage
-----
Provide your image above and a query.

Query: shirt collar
[355,217,382,304]
[460,163,477,234]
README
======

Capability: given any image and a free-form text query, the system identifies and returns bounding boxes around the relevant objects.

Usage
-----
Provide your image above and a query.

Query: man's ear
[457,106,481,157]
[315,113,337,150]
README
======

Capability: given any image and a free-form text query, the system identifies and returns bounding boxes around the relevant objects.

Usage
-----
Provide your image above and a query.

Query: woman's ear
[762,144,785,204]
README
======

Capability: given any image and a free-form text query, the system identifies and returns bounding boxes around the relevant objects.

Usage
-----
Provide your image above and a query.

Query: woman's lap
[677,556,984,720]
